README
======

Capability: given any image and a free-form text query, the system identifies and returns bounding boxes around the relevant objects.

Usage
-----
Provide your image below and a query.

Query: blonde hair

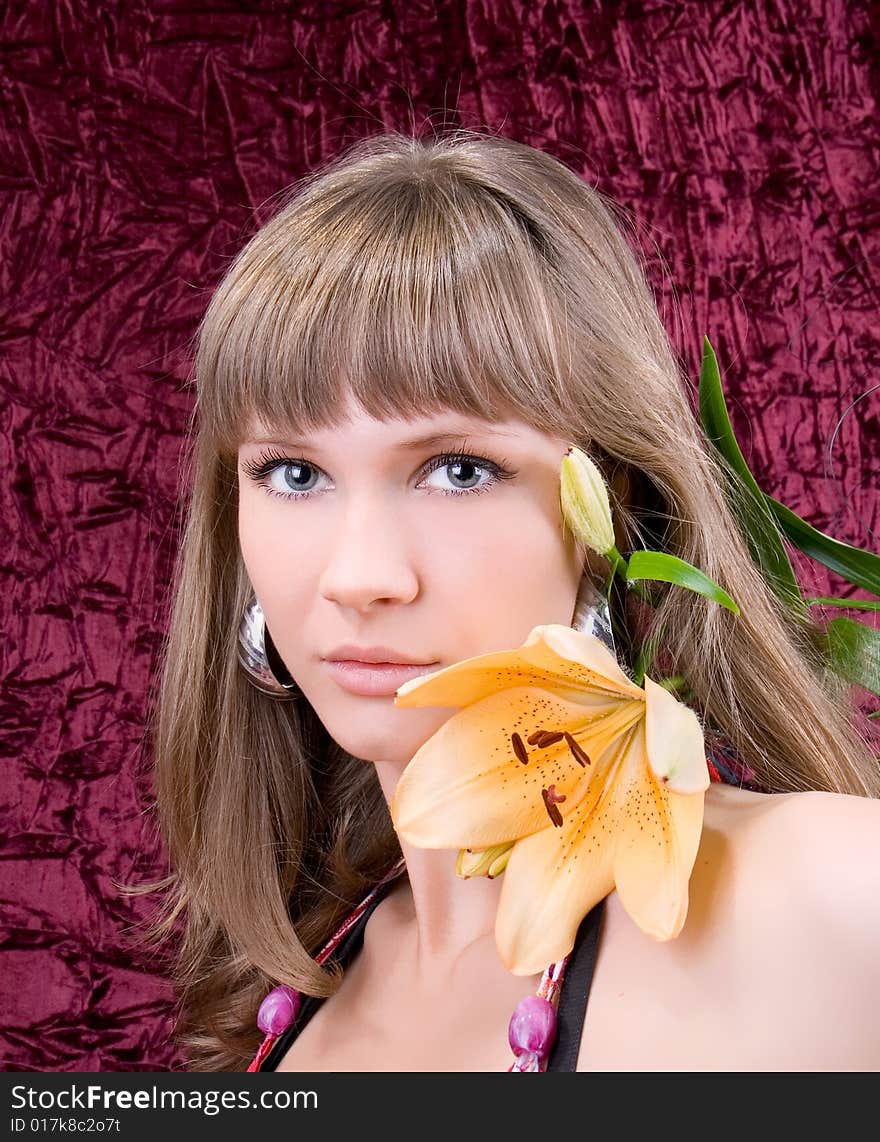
[152,129,879,1070]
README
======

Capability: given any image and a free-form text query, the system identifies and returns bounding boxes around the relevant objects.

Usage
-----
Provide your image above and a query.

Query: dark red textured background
[1,1,877,1072]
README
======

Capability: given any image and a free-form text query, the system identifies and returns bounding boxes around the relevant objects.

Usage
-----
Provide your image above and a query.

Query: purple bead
[508,995,557,1056]
[257,985,301,1036]
[510,1048,542,1072]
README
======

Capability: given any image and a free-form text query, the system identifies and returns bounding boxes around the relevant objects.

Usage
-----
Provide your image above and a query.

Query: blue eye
[420,453,507,496]
[239,451,327,498]
[273,460,322,495]
[239,449,516,500]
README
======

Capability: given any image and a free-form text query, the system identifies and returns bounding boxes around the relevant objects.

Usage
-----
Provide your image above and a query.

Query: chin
[309,694,452,767]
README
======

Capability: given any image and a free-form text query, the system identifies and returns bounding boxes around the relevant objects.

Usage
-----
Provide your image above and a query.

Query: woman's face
[237,393,587,766]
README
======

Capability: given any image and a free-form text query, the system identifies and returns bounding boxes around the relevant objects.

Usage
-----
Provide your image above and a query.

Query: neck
[372,759,507,971]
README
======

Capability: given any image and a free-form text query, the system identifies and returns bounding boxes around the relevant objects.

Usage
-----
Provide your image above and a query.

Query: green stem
[606,544,628,585]
[606,545,652,603]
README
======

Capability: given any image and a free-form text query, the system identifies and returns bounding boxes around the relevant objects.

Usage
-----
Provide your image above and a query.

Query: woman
[153,129,880,1072]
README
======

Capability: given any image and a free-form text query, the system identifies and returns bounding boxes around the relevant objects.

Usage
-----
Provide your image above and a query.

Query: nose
[318,491,420,613]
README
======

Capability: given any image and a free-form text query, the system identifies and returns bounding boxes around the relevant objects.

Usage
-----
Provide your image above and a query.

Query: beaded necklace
[247,858,573,1073]
[248,758,727,1072]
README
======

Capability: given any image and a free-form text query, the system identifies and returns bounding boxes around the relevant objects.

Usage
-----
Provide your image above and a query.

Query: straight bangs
[194,169,584,453]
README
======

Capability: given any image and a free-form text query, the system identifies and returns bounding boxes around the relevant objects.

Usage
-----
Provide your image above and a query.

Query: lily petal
[528,625,642,696]
[392,686,614,847]
[395,624,642,710]
[393,687,646,849]
[494,770,617,974]
[643,675,709,793]
[612,723,705,939]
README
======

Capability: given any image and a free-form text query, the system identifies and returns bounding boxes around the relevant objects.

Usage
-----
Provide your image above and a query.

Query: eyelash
[239,449,517,500]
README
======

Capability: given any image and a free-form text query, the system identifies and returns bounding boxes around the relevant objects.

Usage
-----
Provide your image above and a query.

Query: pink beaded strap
[507,956,571,1072]
[247,859,407,1072]
[247,858,574,1073]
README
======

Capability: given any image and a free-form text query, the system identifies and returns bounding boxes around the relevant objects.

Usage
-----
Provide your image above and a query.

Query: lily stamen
[541,784,566,828]
[511,732,529,765]
[563,731,591,767]
[526,729,566,748]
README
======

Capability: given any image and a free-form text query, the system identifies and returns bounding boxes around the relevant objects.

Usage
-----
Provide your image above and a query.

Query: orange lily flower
[391,623,709,975]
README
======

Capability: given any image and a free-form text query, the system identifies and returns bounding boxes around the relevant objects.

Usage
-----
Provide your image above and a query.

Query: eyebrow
[242,428,519,450]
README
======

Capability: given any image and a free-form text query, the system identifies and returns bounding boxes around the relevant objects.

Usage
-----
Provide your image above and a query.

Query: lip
[324,644,434,665]
[322,659,440,697]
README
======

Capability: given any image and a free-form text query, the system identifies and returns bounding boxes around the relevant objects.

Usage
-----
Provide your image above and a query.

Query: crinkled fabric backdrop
[1,0,877,1072]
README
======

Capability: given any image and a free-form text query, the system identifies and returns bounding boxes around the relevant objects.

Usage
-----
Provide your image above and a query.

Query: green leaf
[765,496,880,598]
[626,550,740,614]
[698,337,805,612]
[805,596,880,612]
[824,616,880,696]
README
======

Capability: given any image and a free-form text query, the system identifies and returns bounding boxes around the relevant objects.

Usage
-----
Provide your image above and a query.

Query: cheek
[238,496,270,594]
[433,501,581,625]
[238,496,315,610]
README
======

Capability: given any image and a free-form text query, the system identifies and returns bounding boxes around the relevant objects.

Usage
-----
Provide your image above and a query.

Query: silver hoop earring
[570,572,616,655]
[237,597,301,699]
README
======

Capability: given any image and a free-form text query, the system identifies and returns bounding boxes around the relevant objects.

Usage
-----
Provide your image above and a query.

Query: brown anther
[511,732,529,765]
[526,729,566,748]
[564,731,591,768]
[541,784,566,828]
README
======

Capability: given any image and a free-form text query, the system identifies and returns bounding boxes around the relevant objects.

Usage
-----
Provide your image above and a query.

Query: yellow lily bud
[560,446,615,556]
[456,842,514,880]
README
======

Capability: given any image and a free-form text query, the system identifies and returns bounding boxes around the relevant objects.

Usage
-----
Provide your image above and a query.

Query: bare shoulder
[700,782,880,963]
[581,782,880,1070]
[703,779,880,844]
[703,782,880,891]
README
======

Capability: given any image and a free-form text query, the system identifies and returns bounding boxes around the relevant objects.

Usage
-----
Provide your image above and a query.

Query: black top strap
[261,886,605,1073]
[261,883,394,1072]
[544,898,605,1072]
